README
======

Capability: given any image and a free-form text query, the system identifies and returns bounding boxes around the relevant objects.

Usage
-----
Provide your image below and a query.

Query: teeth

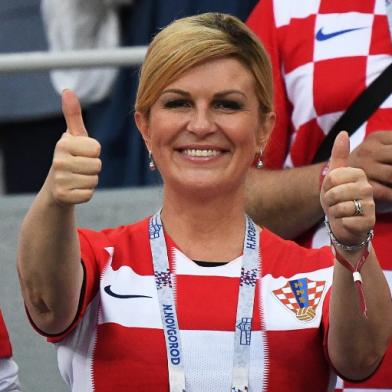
[183,149,221,157]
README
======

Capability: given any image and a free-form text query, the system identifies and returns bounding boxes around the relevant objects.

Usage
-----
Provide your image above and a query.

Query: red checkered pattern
[248,0,392,169]
[247,0,392,390]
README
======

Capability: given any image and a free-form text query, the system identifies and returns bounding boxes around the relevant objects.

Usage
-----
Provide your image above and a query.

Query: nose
[187,106,216,136]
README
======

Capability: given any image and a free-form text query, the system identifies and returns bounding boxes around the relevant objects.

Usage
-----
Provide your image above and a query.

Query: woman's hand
[46,89,102,206]
[320,131,375,248]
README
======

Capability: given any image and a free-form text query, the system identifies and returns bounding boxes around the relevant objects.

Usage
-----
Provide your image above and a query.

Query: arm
[245,163,325,238]
[246,130,392,238]
[17,90,101,334]
[246,0,327,238]
[322,132,392,380]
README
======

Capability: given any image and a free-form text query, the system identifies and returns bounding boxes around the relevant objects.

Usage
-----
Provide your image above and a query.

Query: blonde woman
[17,13,392,392]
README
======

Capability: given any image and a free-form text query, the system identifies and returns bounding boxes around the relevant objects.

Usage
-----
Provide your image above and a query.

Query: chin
[166,174,243,199]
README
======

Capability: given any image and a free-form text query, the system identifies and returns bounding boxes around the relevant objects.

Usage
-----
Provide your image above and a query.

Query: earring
[148,151,156,171]
[255,150,263,169]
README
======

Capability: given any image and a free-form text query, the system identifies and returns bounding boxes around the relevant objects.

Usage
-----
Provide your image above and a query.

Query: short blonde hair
[135,13,273,116]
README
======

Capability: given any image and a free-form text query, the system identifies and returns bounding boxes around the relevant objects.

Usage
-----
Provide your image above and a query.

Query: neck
[161,186,246,262]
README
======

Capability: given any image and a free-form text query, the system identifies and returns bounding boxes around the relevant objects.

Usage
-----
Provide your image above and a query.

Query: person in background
[17,13,392,392]
[0,0,65,194]
[246,1,392,390]
[0,310,21,391]
[41,0,259,188]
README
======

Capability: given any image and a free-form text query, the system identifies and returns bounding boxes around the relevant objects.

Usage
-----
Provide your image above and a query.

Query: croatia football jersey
[0,311,12,359]
[0,310,20,392]
[41,218,337,391]
[247,1,392,390]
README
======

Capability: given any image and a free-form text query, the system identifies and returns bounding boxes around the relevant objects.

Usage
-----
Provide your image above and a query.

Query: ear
[256,111,276,150]
[134,111,152,151]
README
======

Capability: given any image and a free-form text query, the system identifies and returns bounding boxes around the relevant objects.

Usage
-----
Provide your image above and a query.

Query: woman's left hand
[320,131,375,247]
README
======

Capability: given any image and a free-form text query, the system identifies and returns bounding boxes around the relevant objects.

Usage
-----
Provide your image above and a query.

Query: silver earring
[148,151,156,171]
[256,150,263,169]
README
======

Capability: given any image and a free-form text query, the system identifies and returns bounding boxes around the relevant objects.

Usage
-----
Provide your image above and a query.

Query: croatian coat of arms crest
[273,278,326,321]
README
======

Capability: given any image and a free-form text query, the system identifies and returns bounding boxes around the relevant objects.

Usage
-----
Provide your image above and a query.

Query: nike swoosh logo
[316,27,365,41]
[104,285,152,299]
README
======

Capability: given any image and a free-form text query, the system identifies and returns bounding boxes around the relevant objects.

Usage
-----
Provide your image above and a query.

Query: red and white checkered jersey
[247,1,392,390]
[0,311,12,359]
[40,218,338,391]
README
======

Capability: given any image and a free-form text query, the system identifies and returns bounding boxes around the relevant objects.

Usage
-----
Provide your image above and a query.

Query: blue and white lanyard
[149,211,260,392]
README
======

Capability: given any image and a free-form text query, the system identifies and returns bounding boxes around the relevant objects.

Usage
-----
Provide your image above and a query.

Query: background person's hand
[47,89,102,205]
[349,131,392,209]
[321,131,375,247]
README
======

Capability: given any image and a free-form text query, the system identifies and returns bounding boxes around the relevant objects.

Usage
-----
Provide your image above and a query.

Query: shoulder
[261,227,333,275]
[78,217,150,247]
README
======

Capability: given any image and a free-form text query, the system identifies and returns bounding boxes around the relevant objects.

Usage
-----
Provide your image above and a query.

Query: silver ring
[353,199,364,216]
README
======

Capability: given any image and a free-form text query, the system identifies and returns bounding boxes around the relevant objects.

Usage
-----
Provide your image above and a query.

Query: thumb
[329,131,350,170]
[62,89,88,137]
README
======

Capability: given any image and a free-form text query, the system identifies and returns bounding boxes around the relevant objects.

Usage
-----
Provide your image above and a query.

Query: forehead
[163,57,256,94]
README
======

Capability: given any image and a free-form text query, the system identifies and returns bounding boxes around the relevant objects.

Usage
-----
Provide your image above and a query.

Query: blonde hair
[135,12,273,116]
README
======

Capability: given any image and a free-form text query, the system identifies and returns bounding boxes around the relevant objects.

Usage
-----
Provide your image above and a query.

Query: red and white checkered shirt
[0,311,12,359]
[248,1,392,390]
[38,218,337,391]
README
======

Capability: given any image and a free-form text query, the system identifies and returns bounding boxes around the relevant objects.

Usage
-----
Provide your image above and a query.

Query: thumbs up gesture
[320,131,375,247]
[47,90,102,205]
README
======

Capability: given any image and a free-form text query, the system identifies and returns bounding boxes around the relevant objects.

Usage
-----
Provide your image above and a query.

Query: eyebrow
[161,88,247,98]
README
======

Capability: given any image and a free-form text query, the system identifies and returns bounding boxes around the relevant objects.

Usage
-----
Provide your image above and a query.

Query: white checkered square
[375,0,387,15]
[287,0,320,21]
[314,13,374,61]
[285,62,316,128]
[317,111,344,135]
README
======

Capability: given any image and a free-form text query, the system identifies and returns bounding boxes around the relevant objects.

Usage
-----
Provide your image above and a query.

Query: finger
[328,199,372,219]
[367,162,392,184]
[56,189,96,205]
[62,89,88,137]
[55,172,99,190]
[329,131,350,171]
[56,134,101,158]
[323,167,365,192]
[323,181,373,207]
[69,157,102,175]
[371,181,392,203]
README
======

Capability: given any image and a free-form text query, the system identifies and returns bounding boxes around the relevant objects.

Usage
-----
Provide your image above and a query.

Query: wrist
[324,217,374,253]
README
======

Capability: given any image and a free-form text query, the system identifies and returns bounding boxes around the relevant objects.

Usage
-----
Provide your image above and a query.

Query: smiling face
[135,57,274,198]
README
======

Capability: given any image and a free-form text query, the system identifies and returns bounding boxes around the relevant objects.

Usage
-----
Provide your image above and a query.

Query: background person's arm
[245,163,325,238]
[17,90,101,335]
[246,130,392,239]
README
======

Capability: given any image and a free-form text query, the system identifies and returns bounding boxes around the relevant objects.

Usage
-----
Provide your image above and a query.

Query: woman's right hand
[47,89,102,206]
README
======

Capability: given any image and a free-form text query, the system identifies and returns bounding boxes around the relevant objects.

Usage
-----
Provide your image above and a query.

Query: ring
[353,199,364,216]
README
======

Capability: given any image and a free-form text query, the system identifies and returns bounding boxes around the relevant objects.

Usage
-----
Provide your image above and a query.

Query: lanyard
[149,212,260,392]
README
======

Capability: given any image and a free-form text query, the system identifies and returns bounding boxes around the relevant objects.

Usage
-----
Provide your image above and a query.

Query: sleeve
[45,228,108,343]
[40,0,121,104]
[0,311,12,359]
[247,0,293,168]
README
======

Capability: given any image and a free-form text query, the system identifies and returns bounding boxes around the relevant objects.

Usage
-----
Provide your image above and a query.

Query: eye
[213,99,243,111]
[163,99,192,109]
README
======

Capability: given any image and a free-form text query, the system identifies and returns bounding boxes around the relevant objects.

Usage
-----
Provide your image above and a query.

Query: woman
[17,13,392,392]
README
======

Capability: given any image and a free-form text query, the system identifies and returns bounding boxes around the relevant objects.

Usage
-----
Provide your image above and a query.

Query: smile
[182,149,222,157]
